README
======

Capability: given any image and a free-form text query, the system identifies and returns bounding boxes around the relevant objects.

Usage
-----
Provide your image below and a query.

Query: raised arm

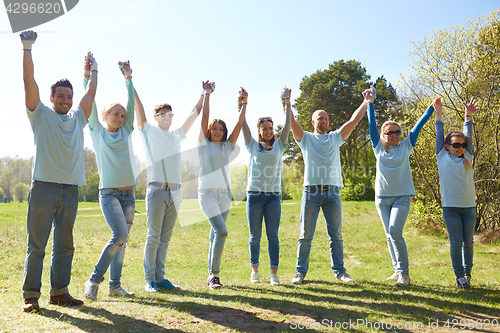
[134,86,147,130]
[280,87,292,146]
[228,87,247,148]
[463,97,478,155]
[239,88,252,144]
[409,98,439,146]
[182,92,204,135]
[83,57,99,130]
[199,81,214,142]
[20,31,40,111]
[79,52,98,120]
[117,61,135,129]
[339,88,372,141]
[434,97,444,154]
[288,87,304,141]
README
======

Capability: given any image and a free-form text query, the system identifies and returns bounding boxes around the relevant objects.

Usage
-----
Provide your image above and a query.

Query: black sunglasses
[383,130,401,136]
[450,142,467,149]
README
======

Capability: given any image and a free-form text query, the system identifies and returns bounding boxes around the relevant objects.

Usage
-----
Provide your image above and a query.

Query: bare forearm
[134,87,147,130]
[340,101,367,140]
[23,50,39,110]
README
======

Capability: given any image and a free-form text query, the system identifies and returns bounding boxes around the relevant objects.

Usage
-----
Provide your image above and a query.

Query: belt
[309,185,335,190]
[149,182,181,191]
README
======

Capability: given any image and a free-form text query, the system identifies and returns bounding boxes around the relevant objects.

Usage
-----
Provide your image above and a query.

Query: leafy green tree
[400,9,500,231]
[14,183,30,202]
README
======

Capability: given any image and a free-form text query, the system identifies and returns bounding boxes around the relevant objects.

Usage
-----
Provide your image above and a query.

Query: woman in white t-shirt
[198,82,246,289]
[435,97,478,289]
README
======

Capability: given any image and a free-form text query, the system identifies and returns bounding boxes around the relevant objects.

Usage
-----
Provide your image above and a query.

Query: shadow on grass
[37,306,186,333]
[126,280,500,333]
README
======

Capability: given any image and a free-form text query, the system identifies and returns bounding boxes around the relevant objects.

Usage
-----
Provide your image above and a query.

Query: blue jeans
[442,207,476,277]
[247,191,281,270]
[199,189,231,275]
[22,181,79,299]
[143,185,182,283]
[296,186,345,277]
[375,195,411,276]
[90,188,135,288]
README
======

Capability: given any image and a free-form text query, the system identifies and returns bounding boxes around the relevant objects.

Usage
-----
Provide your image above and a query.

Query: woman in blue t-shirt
[83,60,138,300]
[198,82,246,289]
[435,98,478,289]
[367,90,439,287]
[242,87,292,286]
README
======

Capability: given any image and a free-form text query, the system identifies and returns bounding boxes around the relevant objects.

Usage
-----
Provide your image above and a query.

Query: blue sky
[1,0,498,163]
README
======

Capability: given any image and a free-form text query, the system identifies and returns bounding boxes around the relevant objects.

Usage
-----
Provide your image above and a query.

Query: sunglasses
[383,130,401,136]
[156,112,174,118]
[449,142,467,149]
[258,117,272,123]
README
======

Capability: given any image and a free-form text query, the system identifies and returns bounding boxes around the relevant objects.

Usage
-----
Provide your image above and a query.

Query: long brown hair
[207,119,228,142]
[445,131,472,168]
[381,121,400,153]
[257,117,276,151]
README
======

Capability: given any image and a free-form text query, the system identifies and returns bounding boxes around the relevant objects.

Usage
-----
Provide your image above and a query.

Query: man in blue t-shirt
[290,89,372,285]
[20,31,98,312]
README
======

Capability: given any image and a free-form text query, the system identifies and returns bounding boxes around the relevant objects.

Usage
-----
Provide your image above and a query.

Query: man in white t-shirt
[134,85,204,292]
[290,89,372,285]
[20,31,98,312]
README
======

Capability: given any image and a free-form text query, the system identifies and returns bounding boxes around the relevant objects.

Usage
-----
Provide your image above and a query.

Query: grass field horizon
[1,199,499,332]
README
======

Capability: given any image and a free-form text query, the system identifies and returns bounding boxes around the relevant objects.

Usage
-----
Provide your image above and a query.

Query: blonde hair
[380,121,401,153]
[101,103,126,120]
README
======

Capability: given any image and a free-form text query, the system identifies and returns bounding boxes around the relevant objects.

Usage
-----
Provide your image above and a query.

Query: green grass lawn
[0,199,499,332]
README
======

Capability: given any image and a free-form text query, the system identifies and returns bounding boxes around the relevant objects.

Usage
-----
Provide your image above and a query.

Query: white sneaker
[291,272,304,284]
[84,280,99,301]
[396,274,411,286]
[109,286,135,297]
[456,276,469,289]
[250,271,260,283]
[270,273,280,286]
[386,272,399,281]
[336,273,354,283]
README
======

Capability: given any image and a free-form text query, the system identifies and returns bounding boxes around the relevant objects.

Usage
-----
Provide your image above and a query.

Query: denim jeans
[442,207,476,277]
[375,195,411,276]
[247,191,281,270]
[143,185,182,283]
[199,189,231,274]
[90,188,135,288]
[296,186,345,277]
[23,181,79,299]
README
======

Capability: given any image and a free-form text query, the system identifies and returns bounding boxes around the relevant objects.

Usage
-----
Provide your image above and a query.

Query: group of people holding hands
[19,30,479,313]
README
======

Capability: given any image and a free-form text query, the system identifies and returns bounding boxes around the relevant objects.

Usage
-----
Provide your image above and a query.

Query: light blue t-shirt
[296,130,345,187]
[198,138,237,191]
[27,101,87,185]
[141,123,185,185]
[89,123,137,188]
[437,148,475,207]
[373,136,415,197]
[87,79,137,189]
[245,138,286,192]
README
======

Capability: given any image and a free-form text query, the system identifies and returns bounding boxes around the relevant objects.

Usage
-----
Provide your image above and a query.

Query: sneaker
[386,272,399,281]
[250,271,260,283]
[207,276,223,289]
[84,280,99,301]
[145,281,158,293]
[337,273,354,283]
[464,273,471,284]
[270,273,280,286]
[396,274,411,286]
[156,279,180,289]
[108,286,135,297]
[456,276,469,289]
[23,298,39,312]
[291,272,304,284]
